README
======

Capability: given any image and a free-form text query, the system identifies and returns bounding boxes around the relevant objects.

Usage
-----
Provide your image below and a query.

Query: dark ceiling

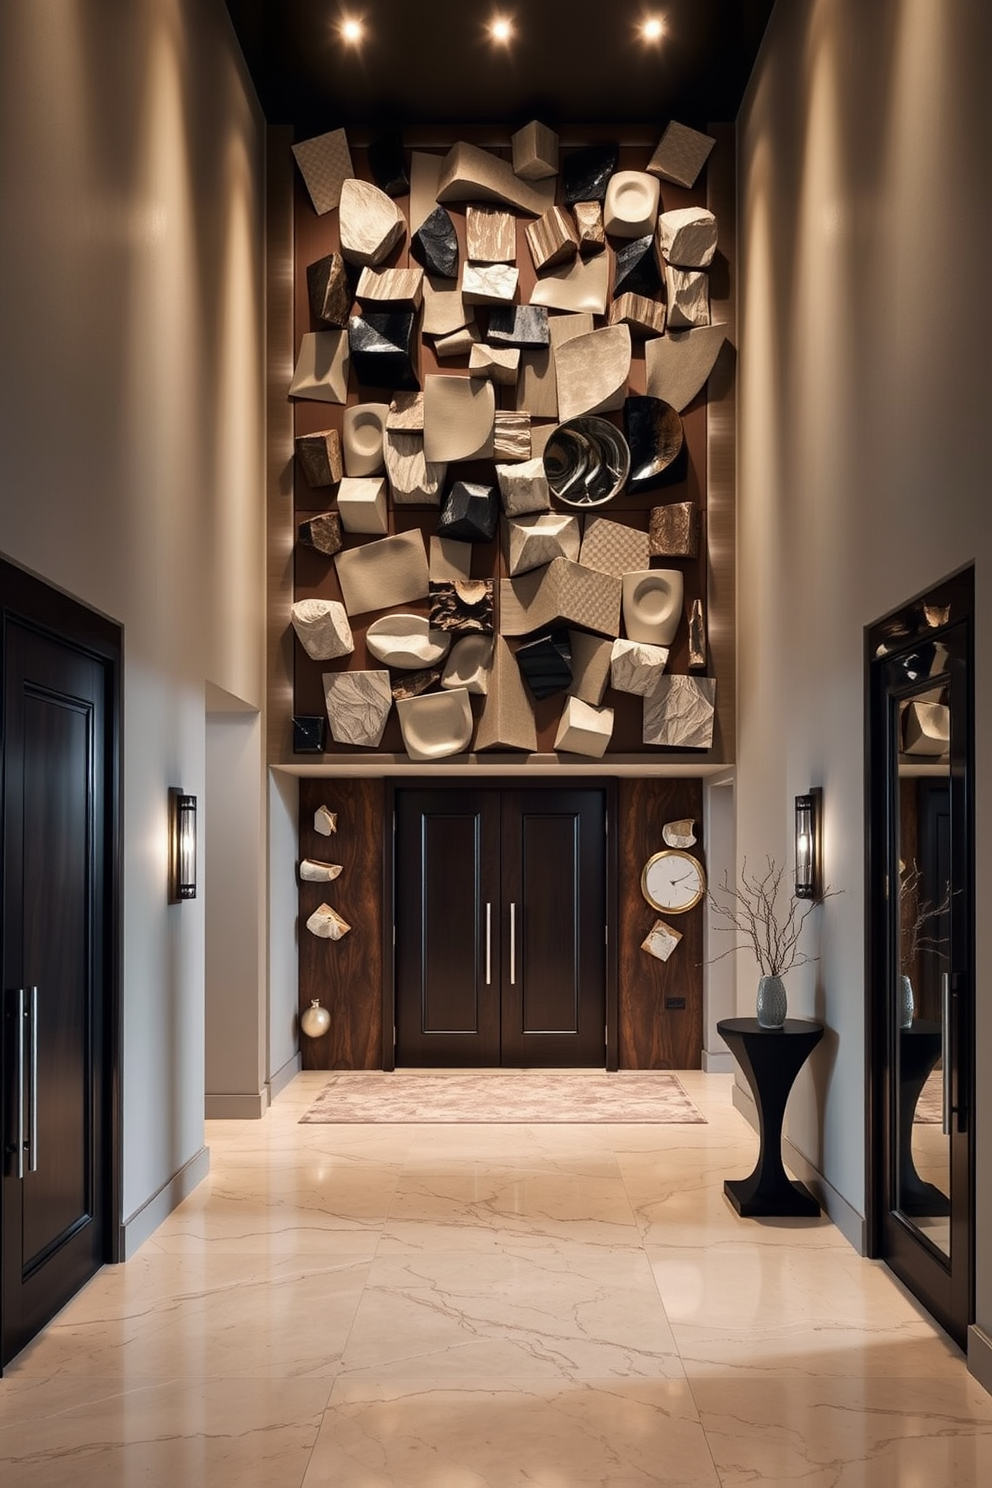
[224,0,775,134]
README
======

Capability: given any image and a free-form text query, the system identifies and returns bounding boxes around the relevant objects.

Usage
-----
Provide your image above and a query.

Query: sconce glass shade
[795,788,821,901]
[168,789,197,903]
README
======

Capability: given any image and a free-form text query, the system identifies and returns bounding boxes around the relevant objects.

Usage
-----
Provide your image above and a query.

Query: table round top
[717,1016,824,1037]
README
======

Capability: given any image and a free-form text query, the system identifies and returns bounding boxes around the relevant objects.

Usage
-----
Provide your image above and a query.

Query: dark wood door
[394,787,606,1067]
[2,597,117,1369]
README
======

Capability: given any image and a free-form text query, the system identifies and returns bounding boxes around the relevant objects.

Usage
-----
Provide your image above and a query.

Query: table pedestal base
[724,1172,820,1219]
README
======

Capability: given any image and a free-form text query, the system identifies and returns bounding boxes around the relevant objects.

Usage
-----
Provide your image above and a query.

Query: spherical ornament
[300,999,331,1039]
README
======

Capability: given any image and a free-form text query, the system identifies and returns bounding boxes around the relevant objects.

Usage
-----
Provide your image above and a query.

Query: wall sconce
[168,789,197,903]
[794,788,822,901]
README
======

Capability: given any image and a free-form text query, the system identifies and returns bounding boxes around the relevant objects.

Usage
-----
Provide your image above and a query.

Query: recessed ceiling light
[339,14,365,46]
[640,16,665,43]
[489,14,514,45]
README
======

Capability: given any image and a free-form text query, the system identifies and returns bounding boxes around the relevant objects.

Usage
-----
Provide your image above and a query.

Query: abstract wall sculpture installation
[288,119,726,761]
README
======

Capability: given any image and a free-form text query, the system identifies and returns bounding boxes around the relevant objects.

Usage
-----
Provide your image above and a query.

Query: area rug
[300,1071,706,1124]
[913,1067,944,1124]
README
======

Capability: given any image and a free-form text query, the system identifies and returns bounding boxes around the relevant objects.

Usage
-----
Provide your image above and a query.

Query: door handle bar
[485,903,492,986]
[509,902,516,986]
[27,985,39,1174]
[941,972,951,1137]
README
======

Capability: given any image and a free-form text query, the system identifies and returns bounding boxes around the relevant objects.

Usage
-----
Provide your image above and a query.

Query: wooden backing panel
[298,778,383,1068]
[617,777,705,1068]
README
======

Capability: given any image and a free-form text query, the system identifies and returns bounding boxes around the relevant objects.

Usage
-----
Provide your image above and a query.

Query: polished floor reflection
[1,1071,990,1485]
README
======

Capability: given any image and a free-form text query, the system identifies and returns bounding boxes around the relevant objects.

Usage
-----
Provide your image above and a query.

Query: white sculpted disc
[365,615,452,670]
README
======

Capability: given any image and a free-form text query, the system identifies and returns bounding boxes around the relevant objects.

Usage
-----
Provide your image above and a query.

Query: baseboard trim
[205,1091,268,1120]
[702,1050,734,1074]
[119,1146,211,1260]
[968,1324,992,1396]
[268,1051,302,1101]
[730,1082,867,1254]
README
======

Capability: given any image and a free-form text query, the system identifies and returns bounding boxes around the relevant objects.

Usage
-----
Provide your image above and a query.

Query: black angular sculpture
[297,511,344,558]
[562,144,619,206]
[612,236,663,301]
[348,312,419,391]
[306,251,353,327]
[623,396,685,493]
[437,480,499,542]
[429,580,495,634]
[410,205,459,280]
[368,131,409,198]
[293,716,326,753]
[391,668,442,700]
[515,630,573,700]
[487,305,550,349]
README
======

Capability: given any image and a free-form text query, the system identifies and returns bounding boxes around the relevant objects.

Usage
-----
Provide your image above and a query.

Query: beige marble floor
[1,1070,990,1486]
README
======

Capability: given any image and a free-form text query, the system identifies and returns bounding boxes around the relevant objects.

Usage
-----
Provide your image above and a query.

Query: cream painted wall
[739,0,992,1348]
[0,0,266,1229]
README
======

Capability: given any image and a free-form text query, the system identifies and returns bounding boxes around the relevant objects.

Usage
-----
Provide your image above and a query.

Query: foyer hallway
[1,1070,990,1485]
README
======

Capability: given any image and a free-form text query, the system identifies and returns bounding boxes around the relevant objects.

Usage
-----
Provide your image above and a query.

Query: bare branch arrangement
[708,856,840,977]
[899,860,951,975]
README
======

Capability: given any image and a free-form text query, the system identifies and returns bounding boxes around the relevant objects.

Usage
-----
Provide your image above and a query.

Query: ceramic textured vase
[756,974,788,1029]
[899,974,915,1030]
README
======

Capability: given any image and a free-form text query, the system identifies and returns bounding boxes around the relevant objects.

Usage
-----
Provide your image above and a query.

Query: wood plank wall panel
[298,778,383,1069]
[618,777,705,1068]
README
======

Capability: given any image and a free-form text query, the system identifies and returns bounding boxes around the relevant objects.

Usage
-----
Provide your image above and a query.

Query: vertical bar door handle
[13,988,26,1180]
[27,985,39,1173]
[941,972,951,1136]
[509,902,517,986]
[485,903,492,985]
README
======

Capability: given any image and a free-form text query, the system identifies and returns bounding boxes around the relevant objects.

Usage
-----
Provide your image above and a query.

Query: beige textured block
[567,630,613,706]
[290,599,354,661]
[609,292,667,339]
[647,121,716,189]
[644,325,726,412]
[366,615,450,669]
[313,806,337,835]
[554,324,631,421]
[493,412,532,461]
[573,200,606,256]
[642,676,716,749]
[430,536,473,582]
[580,516,651,578]
[469,343,520,385]
[503,512,580,576]
[299,859,343,883]
[336,476,388,534]
[432,323,481,359]
[422,278,473,337]
[386,391,424,431]
[333,530,429,616]
[437,141,555,216]
[500,558,622,639]
[515,312,594,420]
[475,637,538,752]
[288,331,350,404]
[410,150,444,232]
[554,696,614,758]
[338,178,406,267]
[663,818,697,848]
[656,207,718,269]
[423,376,495,463]
[383,431,445,507]
[525,207,580,273]
[441,634,493,694]
[641,919,683,962]
[649,501,699,558]
[342,403,389,477]
[291,128,353,214]
[396,688,474,761]
[496,457,551,516]
[610,638,670,695]
[665,264,710,329]
[603,171,660,238]
[295,429,343,487]
[466,206,516,264]
[622,569,683,646]
[323,670,393,748]
[529,254,609,315]
[461,262,519,306]
[356,265,424,308]
[306,903,352,939]
[512,120,559,182]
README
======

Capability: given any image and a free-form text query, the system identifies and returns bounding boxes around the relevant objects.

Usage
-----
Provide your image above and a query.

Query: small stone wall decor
[554,696,614,758]
[306,903,352,939]
[313,806,338,835]
[641,919,683,962]
[323,670,393,747]
[290,599,354,661]
[300,859,343,882]
[642,676,717,750]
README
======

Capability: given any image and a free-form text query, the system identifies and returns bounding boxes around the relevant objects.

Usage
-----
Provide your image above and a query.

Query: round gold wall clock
[641,849,707,914]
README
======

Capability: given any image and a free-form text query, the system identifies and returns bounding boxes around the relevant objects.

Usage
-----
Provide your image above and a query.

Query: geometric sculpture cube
[512,120,559,181]
[516,629,573,700]
[333,530,430,616]
[642,675,717,750]
[342,403,389,477]
[656,207,718,269]
[603,171,661,238]
[487,305,550,349]
[348,312,419,391]
[610,638,670,695]
[336,476,388,535]
[554,695,614,758]
[665,265,710,330]
[411,205,460,280]
[501,558,622,640]
[465,205,516,264]
[384,432,446,508]
[612,235,663,301]
[437,481,499,542]
[649,501,699,558]
[429,579,495,634]
[291,128,354,214]
[567,630,613,706]
[647,121,716,190]
[496,457,551,516]
[474,637,538,753]
[423,375,495,463]
[338,178,406,267]
[293,715,326,753]
[290,598,355,661]
[644,325,727,414]
[579,516,651,578]
[562,143,618,206]
[306,251,353,328]
[295,429,344,487]
[573,200,606,257]
[288,331,351,404]
[297,511,344,558]
[503,512,581,577]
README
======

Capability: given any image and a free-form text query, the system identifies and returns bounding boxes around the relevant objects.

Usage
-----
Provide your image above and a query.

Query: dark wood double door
[395,787,608,1067]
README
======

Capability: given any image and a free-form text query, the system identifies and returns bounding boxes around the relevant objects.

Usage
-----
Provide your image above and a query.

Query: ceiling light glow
[489,14,514,45]
[339,15,364,46]
[641,16,665,43]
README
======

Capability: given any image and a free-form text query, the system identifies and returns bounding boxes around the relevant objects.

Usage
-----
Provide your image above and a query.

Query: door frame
[0,555,123,1268]
[382,777,618,1071]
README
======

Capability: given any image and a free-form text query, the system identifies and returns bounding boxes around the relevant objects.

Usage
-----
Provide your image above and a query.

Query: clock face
[641,850,707,914]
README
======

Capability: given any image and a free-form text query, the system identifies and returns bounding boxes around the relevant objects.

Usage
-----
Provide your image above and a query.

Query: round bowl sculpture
[542,416,631,509]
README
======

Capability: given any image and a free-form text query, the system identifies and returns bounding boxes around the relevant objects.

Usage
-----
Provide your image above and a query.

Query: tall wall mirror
[867,567,974,1348]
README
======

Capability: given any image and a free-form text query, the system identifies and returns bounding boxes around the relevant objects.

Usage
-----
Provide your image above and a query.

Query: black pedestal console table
[718,1017,824,1218]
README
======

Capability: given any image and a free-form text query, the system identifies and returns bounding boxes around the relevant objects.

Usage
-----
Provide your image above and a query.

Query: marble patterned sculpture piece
[333,530,429,615]
[410,205,459,280]
[609,293,667,340]
[525,207,580,273]
[662,818,697,848]
[572,200,606,256]
[288,331,350,403]
[355,265,424,309]
[665,265,711,330]
[313,805,337,835]
[466,205,516,264]
[503,512,581,576]
[624,396,685,492]
[293,716,325,753]
[429,579,495,634]
[290,599,355,661]
[291,128,354,214]
[436,141,555,216]
[396,687,474,762]
[567,630,613,706]
[488,305,550,348]
[493,412,532,462]
[512,120,559,181]
[554,324,631,421]
[496,456,551,516]
[386,391,424,431]
[579,516,651,578]
[323,669,393,748]
[613,234,663,301]
[688,598,707,670]
[338,178,406,266]
[342,403,389,476]
[336,476,388,535]
[383,431,446,507]
[306,251,352,327]
[348,312,419,391]
[423,375,495,463]
[649,501,699,558]
[644,325,726,413]
[647,121,716,189]
[562,144,618,206]
[500,558,622,639]
[390,668,442,701]
[656,207,718,269]
[295,429,343,487]
[603,171,661,238]
[365,615,451,670]
[298,511,344,558]
[474,637,538,753]
[299,859,343,882]
[622,569,683,646]
[441,634,493,694]
[609,638,670,696]
[305,903,352,940]
[554,695,614,758]
[642,675,717,750]
[641,919,683,962]
[461,262,520,306]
